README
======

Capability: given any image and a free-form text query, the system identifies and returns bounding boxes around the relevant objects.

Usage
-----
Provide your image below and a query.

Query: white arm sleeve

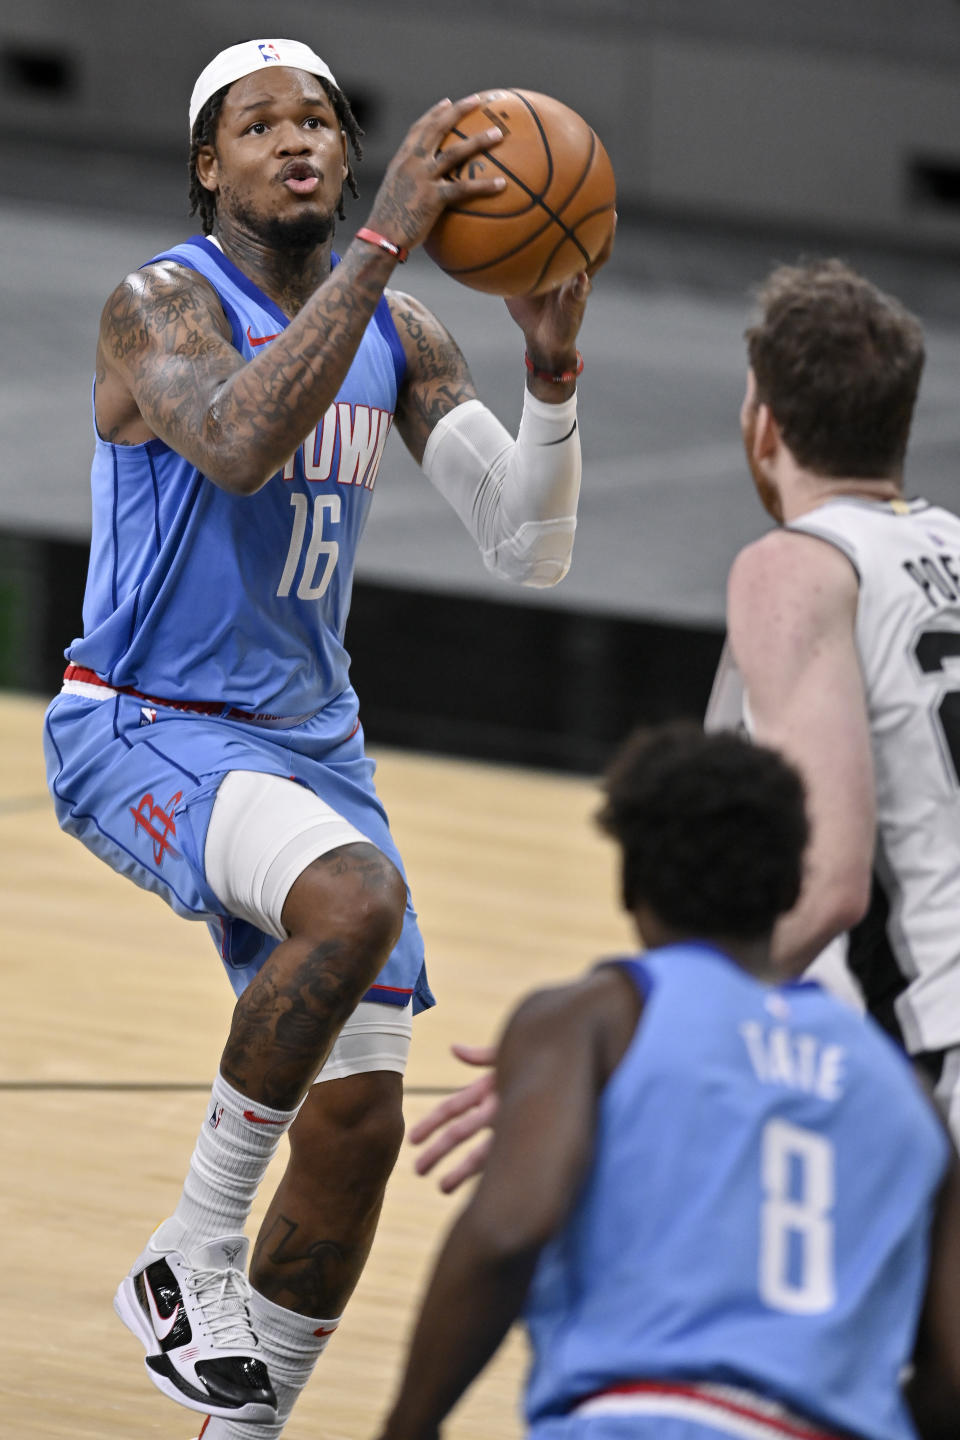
[420,391,581,587]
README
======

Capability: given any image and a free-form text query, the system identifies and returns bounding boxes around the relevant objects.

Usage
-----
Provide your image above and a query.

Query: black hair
[188,75,364,235]
[597,723,808,941]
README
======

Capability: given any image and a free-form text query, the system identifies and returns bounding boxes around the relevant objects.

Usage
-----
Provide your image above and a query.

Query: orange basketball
[423,89,615,297]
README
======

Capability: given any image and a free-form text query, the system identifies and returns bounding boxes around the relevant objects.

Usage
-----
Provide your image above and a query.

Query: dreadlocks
[187,76,364,236]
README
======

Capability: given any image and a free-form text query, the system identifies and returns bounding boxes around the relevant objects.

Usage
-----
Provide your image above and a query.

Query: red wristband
[356,227,409,263]
[524,350,584,384]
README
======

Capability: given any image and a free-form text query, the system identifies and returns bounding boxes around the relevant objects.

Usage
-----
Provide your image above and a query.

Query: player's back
[789,497,960,1056]
[522,943,948,1440]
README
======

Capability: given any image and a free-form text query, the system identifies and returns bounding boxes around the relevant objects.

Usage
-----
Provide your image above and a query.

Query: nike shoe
[113,1216,276,1421]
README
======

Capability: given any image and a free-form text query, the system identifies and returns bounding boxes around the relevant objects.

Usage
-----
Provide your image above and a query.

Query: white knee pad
[315,1000,413,1082]
[205,770,368,939]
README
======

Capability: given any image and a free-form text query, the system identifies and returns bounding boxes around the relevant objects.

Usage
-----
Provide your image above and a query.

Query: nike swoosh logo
[246,326,281,347]
[145,1280,182,1341]
[243,1109,286,1125]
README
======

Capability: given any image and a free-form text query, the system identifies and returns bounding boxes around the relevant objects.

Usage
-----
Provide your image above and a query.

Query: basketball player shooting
[42,35,611,1440]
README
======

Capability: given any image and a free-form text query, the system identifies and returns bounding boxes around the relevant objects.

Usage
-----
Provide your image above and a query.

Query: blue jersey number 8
[759,1117,836,1314]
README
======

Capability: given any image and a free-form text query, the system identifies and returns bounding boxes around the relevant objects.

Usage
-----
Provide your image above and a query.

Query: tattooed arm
[95,248,406,492]
[387,294,479,461]
[94,95,508,495]
[389,210,615,461]
[388,283,594,465]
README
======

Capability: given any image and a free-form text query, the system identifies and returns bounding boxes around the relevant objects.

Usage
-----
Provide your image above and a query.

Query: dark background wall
[3,2,960,773]
[5,0,960,247]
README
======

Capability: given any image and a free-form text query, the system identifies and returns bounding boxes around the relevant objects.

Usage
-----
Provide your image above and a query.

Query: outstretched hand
[505,218,616,371]
[365,96,506,257]
[409,1043,498,1194]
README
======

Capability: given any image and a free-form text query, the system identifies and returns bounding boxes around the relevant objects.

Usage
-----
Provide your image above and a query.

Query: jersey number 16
[277,493,341,600]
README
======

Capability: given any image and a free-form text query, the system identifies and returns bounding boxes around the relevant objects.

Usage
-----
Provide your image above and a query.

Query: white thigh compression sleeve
[421,391,581,587]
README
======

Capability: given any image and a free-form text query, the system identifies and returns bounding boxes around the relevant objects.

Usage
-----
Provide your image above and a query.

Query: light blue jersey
[523,944,949,1440]
[69,236,405,726]
[44,238,432,1010]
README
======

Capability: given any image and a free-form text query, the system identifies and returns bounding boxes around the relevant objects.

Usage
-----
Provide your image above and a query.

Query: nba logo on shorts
[258,43,282,63]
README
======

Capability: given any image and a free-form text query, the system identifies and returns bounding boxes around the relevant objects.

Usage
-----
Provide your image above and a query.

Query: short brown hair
[745,259,925,479]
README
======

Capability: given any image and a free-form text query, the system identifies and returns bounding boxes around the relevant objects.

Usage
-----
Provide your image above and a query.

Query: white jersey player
[706,260,960,1143]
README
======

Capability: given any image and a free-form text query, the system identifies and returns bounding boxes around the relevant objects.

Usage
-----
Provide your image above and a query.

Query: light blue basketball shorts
[43,689,432,1012]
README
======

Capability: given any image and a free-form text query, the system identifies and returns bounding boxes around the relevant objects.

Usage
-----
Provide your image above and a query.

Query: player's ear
[196,145,220,195]
[752,402,780,462]
[340,130,349,181]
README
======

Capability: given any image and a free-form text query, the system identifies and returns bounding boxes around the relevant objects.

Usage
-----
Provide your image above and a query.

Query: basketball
[423,89,615,297]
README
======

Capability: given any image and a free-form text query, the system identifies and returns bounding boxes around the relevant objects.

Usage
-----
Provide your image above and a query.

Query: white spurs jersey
[707,496,960,1056]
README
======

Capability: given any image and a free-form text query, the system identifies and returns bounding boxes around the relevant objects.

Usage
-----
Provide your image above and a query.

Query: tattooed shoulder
[100,262,230,371]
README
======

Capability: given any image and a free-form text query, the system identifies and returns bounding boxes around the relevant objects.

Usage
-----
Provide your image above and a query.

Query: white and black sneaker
[113,1216,277,1422]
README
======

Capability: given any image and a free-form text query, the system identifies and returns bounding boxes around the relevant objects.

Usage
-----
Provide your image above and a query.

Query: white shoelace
[187,1264,260,1350]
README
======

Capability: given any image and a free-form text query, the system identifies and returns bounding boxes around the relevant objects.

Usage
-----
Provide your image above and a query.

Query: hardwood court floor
[0,692,633,1440]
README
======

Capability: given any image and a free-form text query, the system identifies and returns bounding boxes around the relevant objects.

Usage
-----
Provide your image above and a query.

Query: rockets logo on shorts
[131,790,183,865]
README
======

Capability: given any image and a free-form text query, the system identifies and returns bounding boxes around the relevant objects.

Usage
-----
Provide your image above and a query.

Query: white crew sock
[173,1071,301,1247]
[199,1288,341,1438]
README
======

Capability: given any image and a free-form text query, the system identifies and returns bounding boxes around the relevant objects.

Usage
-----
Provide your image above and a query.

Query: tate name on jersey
[739,1020,846,1100]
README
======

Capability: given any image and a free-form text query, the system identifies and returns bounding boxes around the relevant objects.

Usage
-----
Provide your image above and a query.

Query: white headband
[189,39,338,132]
